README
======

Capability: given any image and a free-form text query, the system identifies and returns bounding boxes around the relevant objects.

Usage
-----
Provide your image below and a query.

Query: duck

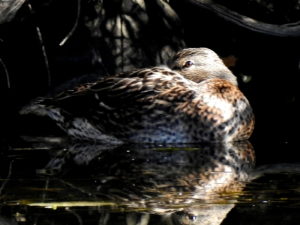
[20,48,254,143]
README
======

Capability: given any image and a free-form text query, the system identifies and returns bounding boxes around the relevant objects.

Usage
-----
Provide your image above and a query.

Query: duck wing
[45,67,194,114]
[20,67,196,130]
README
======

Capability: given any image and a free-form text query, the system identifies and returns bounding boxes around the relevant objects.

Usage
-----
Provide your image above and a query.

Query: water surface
[0,137,300,225]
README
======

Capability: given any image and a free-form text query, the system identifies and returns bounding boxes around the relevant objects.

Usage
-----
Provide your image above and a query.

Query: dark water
[1,136,300,225]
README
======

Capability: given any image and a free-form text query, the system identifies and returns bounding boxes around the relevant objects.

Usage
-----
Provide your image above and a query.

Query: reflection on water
[0,139,300,224]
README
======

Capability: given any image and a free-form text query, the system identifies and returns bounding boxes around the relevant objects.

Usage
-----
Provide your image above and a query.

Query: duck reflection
[40,141,255,225]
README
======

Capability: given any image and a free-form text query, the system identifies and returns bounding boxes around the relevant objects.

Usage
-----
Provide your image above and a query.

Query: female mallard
[20,48,254,143]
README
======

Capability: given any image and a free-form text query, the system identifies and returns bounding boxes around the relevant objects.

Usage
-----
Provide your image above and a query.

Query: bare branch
[27,2,52,87]
[186,0,300,37]
[0,0,26,24]
[59,0,81,46]
[0,57,11,89]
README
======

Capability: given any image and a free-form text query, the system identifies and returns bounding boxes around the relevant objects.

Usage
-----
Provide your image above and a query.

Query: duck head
[170,48,238,86]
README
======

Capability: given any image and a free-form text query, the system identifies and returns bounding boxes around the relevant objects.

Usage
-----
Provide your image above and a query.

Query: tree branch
[186,0,300,37]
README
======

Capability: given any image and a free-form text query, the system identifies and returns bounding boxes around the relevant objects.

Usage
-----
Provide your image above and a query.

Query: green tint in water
[0,138,300,225]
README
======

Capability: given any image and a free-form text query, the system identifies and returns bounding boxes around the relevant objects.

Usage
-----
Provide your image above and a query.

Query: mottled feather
[20,48,254,143]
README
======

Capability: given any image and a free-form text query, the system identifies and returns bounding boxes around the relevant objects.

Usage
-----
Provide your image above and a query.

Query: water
[1,136,300,225]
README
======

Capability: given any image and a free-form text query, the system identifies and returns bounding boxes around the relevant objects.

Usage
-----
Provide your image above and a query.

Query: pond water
[1,135,300,225]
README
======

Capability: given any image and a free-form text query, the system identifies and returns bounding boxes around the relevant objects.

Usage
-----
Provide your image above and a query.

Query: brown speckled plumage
[20,48,254,143]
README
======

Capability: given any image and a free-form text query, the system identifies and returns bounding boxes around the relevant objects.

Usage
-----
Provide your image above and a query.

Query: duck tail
[19,97,123,143]
[19,97,65,123]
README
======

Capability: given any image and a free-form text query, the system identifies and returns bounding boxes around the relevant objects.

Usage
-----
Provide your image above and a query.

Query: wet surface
[1,136,300,225]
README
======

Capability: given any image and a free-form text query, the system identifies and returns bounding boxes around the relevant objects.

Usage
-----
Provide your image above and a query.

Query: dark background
[0,0,299,165]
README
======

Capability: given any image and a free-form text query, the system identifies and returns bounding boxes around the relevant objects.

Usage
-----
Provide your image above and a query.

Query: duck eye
[183,60,194,68]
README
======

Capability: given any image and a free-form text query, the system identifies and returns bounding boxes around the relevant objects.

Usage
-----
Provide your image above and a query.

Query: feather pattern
[20,48,254,143]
